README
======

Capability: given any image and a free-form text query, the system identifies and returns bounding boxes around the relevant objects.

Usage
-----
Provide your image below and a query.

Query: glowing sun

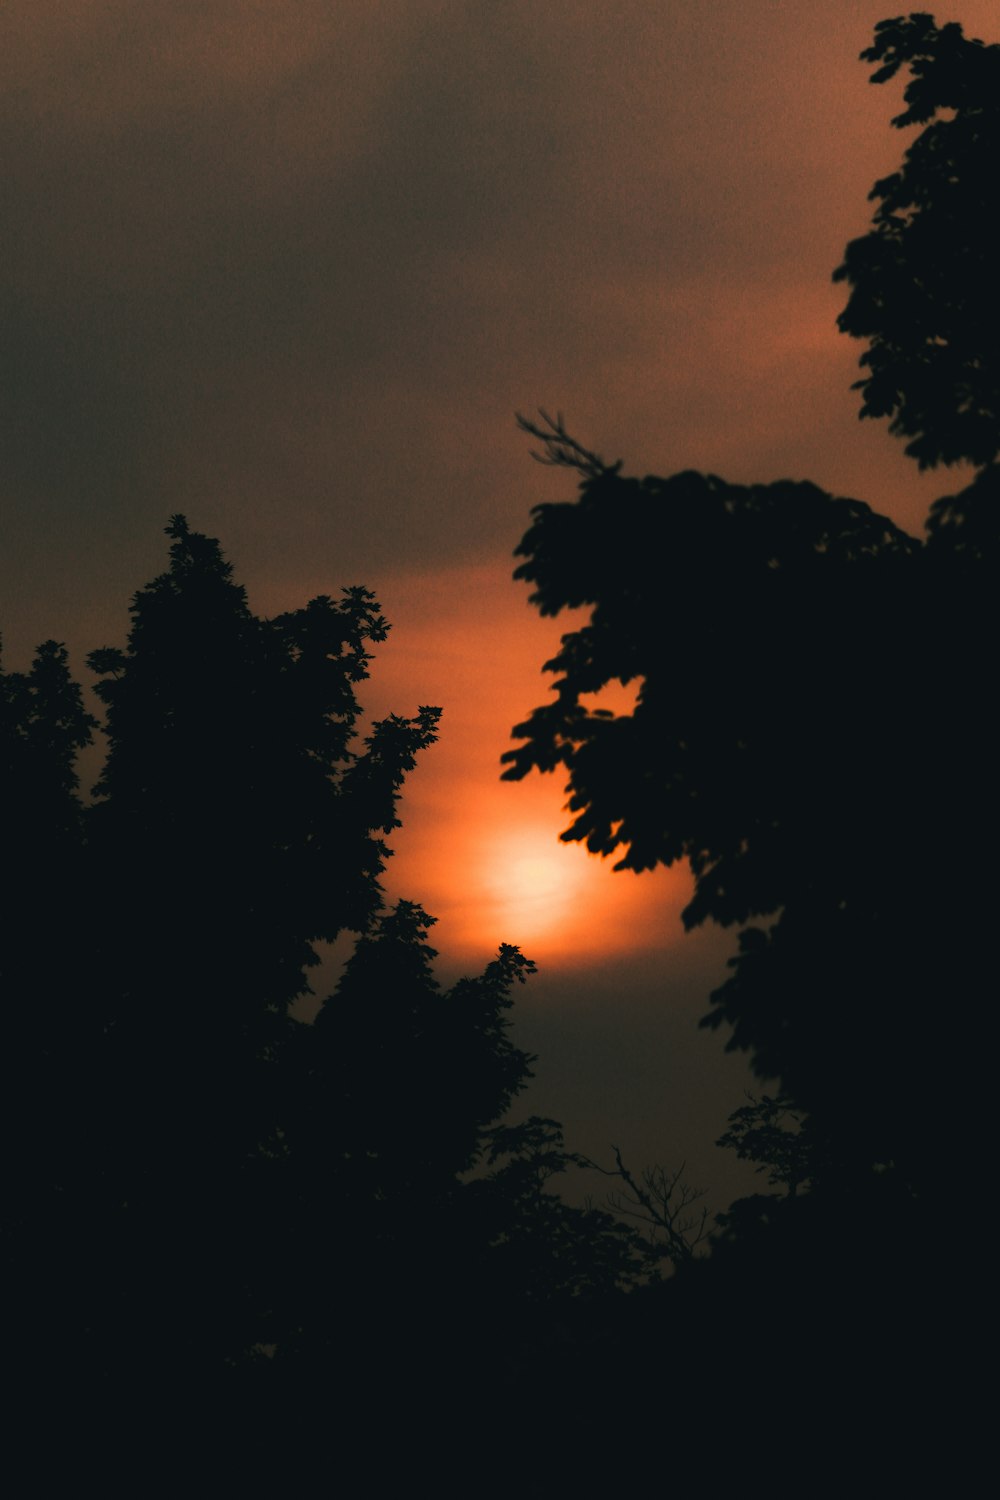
[480,828,592,945]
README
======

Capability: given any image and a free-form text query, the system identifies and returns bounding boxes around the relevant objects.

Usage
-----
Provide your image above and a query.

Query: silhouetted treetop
[302,902,537,1195]
[87,514,439,994]
[507,381,1000,1194]
[7,513,653,1401]
[1,638,94,851]
[924,455,1000,557]
[1,637,95,1272]
[504,438,915,928]
[835,13,1000,467]
[469,1116,644,1301]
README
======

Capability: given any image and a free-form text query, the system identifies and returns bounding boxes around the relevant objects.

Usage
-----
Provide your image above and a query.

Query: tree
[715,1093,817,1200]
[504,17,1000,1205]
[469,1116,645,1301]
[274,903,541,1360]
[505,446,997,1203]
[61,515,452,1373]
[835,13,1000,467]
[582,1148,710,1268]
[1,638,95,1362]
[6,515,656,1403]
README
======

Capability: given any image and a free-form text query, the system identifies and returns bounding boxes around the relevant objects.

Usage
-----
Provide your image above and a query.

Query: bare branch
[515,409,619,479]
[581,1147,710,1266]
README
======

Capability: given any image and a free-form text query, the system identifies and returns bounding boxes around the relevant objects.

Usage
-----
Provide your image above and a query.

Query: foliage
[468,1116,645,1300]
[270,906,548,1372]
[61,516,451,1369]
[284,904,536,1258]
[5,515,648,1393]
[835,13,1000,467]
[506,16,1000,1205]
[715,1093,817,1197]
[504,415,915,906]
[87,513,434,993]
[1,639,96,1287]
[506,416,997,1195]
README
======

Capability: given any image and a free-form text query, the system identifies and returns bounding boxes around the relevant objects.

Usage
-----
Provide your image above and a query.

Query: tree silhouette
[64,515,451,1375]
[498,26,1000,1472]
[5,515,664,1418]
[715,1093,816,1199]
[274,903,545,1374]
[835,14,1000,467]
[470,1116,644,1300]
[1,639,96,1376]
[505,16,1000,1211]
[582,1148,710,1268]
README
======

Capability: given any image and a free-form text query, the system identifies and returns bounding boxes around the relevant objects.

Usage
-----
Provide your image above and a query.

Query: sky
[4,0,996,1211]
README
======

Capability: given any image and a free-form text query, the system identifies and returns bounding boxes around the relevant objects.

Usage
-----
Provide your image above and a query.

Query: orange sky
[5,0,998,1205]
[347,562,692,970]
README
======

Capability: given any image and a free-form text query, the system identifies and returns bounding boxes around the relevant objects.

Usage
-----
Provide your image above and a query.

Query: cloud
[9,0,998,1207]
[8,0,991,641]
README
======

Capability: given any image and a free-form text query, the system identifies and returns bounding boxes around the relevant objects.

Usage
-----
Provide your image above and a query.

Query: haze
[5,0,993,1207]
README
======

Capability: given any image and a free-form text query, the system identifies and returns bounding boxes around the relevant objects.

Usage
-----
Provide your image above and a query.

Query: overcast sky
[4,1,995,1208]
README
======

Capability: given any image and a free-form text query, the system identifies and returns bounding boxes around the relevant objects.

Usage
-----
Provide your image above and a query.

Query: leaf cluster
[3,515,660,1396]
[504,440,915,929]
[835,14,1000,466]
[505,424,999,1195]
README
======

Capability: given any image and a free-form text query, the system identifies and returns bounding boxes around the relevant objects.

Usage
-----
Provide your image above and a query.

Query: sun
[474,825,595,950]
[509,851,566,904]
[379,755,690,970]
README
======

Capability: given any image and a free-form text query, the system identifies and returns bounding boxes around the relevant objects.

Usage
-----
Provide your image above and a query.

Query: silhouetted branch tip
[581,1147,709,1264]
[515,409,619,479]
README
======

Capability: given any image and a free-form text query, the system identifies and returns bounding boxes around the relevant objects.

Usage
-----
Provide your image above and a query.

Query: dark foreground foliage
[4,14,994,1487]
[836,12,1000,466]
[7,531,959,1486]
[508,8,999,1200]
[505,435,998,1204]
[2,518,652,1471]
[501,13,998,1479]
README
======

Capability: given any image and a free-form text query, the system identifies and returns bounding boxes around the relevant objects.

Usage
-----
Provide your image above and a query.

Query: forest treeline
[3,12,996,1482]
[502,12,998,1470]
[3,518,655,1384]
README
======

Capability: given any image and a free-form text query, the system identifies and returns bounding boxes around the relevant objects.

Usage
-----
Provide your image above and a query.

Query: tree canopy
[835,12,1000,466]
[3,515,654,1410]
[506,13,1000,1205]
[6,15,994,1478]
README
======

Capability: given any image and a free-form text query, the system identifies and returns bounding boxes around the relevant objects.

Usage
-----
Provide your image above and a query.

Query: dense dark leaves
[65,519,452,1369]
[87,514,427,989]
[504,443,916,916]
[4,516,660,1410]
[467,1117,643,1304]
[504,32,1000,1433]
[506,404,998,1199]
[925,453,1000,556]
[511,7,1000,1212]
[297,903,535,1207]
[715,1093,817,1198]
[835,14,1000,466]
[0,641,95,1282]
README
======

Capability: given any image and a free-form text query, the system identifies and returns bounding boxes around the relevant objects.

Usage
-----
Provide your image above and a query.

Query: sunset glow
[8,0,997,1233]
[488,830,580,926]
[324,562,694,970]
[476,827,606,946]
[382,764,690,969]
